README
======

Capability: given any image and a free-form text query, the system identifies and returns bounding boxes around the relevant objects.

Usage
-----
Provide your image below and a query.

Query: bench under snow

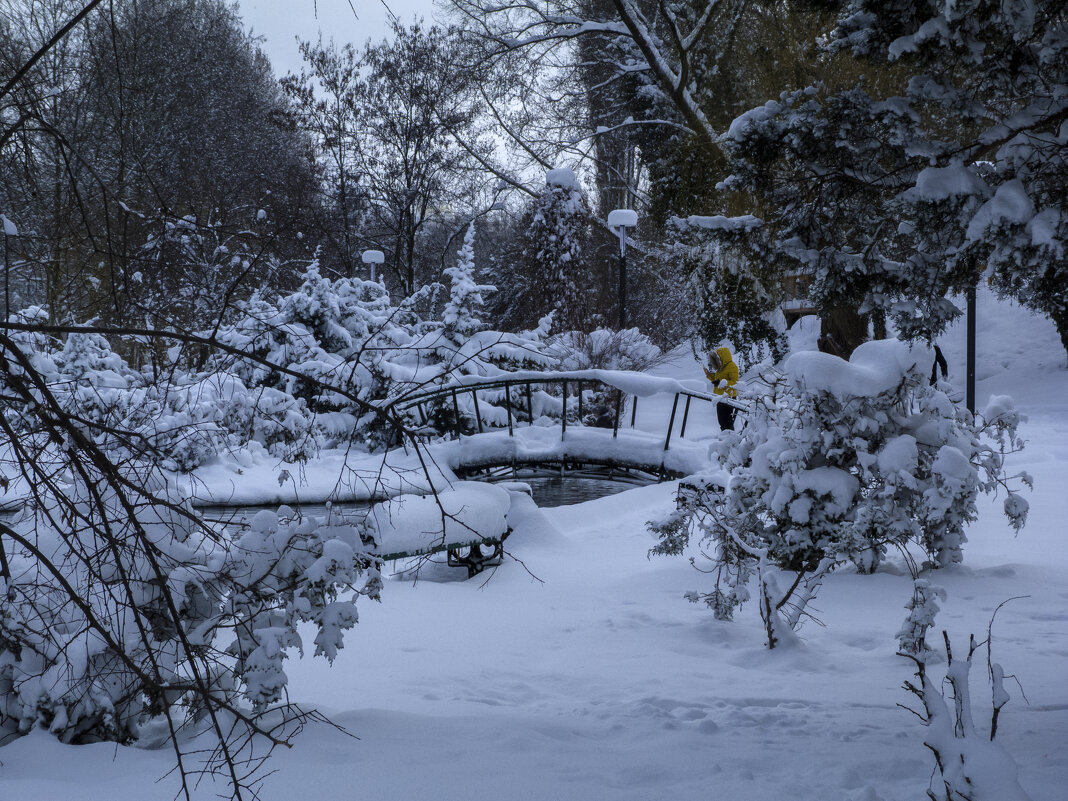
[368,481,516,575]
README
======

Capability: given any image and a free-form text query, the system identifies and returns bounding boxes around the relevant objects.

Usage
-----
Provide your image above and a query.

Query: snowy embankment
[3,286,1066,801]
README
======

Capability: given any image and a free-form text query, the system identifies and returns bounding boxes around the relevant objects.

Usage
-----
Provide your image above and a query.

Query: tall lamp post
[966,284,976,415]
[361,249,384,283]
[607,209,637,329]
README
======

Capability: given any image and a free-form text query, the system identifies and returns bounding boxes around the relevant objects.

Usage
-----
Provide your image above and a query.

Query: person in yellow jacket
[703,346,739,430]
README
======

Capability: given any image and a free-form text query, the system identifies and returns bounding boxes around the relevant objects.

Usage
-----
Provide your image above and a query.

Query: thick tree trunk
[818,306,868,359]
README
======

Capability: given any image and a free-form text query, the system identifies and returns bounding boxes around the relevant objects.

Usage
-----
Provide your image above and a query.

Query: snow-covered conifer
[442,221,494,340]
[717,0,1068,356]
[213,262,414,448]
[521,169,593,332]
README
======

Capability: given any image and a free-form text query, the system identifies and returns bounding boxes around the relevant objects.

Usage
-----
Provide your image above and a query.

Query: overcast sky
[239,0,438,77]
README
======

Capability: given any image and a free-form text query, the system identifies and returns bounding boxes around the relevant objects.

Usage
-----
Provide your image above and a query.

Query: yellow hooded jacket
[703,347,739,398]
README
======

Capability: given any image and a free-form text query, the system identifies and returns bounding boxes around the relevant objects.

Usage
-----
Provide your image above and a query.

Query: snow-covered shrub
[2,320,316,472]
[138,371,317,471]
[652,339,1029,647]
[0,292,385,796]
[213,263,414,449]
[898,587,1032,801]
[897,579,946,657]
[0,466,380,747]
[554,327,664,373]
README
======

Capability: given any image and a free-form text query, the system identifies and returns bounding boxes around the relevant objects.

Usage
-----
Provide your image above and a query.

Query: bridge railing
[390,372,738,452]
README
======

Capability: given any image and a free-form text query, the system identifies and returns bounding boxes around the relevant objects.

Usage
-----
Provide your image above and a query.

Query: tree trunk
[818,306,868,359]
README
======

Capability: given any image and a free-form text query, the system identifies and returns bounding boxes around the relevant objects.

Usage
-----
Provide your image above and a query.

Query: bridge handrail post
[613,392,622,438]
[504,381,513,436]
[471,388,485,433]
[664,393,680,451]
[679,394,693,439]
[577,381,583,424]
[525,382,534,425]
[630,396,638,428]
[451,389,462,438]
[561,381,568,439]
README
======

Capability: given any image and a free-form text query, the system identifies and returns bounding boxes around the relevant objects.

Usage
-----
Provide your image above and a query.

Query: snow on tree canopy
[725,100,784,141]
[903,164,988,202]
[966,179,1035,242]
[545,167,580,189]
[785,339,932,398]
[677,214,763,232]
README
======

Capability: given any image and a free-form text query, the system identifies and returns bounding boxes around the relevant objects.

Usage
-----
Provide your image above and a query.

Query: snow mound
[369,481,512,559]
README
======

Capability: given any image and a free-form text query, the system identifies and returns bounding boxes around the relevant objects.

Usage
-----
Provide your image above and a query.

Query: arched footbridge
[187,370,742,577]
[393,369,741,486]
[372,370,743,574]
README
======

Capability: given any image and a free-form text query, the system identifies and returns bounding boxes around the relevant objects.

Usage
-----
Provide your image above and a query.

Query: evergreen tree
[442,221,494,341]
[716,0,1068,356]
[520,169,593,332]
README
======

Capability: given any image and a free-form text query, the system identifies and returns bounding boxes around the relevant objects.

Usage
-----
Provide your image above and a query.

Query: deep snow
[2,287,1066,801]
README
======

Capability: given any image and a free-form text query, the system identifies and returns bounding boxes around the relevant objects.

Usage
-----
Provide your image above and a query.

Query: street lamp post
[966,284,976,415]
[607,209,637,330]
[361,249,384,283]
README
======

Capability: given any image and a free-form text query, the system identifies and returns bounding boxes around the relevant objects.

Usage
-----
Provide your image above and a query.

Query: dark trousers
[717,401,736,431]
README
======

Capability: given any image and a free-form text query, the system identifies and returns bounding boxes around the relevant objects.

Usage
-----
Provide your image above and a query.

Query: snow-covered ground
[3,287,1066,801]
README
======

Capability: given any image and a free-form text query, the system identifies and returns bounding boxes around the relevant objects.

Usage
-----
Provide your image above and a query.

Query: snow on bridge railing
[388,369,743,452]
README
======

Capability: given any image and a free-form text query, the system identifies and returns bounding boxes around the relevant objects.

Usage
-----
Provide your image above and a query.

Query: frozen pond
[514,475,634,507]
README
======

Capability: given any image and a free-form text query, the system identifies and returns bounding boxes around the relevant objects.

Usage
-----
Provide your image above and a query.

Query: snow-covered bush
[898,585,1033,801]
[213,263,415,449]
[0,464,379,751]
[3,318,315,472]
[139,371,317,471]
[652,339,1029,647]
[897,578,946,657]
[0,291,393,798]
[554,327,664,373]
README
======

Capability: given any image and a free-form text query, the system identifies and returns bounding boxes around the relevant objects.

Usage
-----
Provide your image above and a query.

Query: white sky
[239,0,439,77]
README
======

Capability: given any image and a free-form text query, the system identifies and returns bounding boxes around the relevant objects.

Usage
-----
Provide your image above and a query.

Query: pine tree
[521,169,593,332]
[716,0,1068,356]
[442,221,494,341]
